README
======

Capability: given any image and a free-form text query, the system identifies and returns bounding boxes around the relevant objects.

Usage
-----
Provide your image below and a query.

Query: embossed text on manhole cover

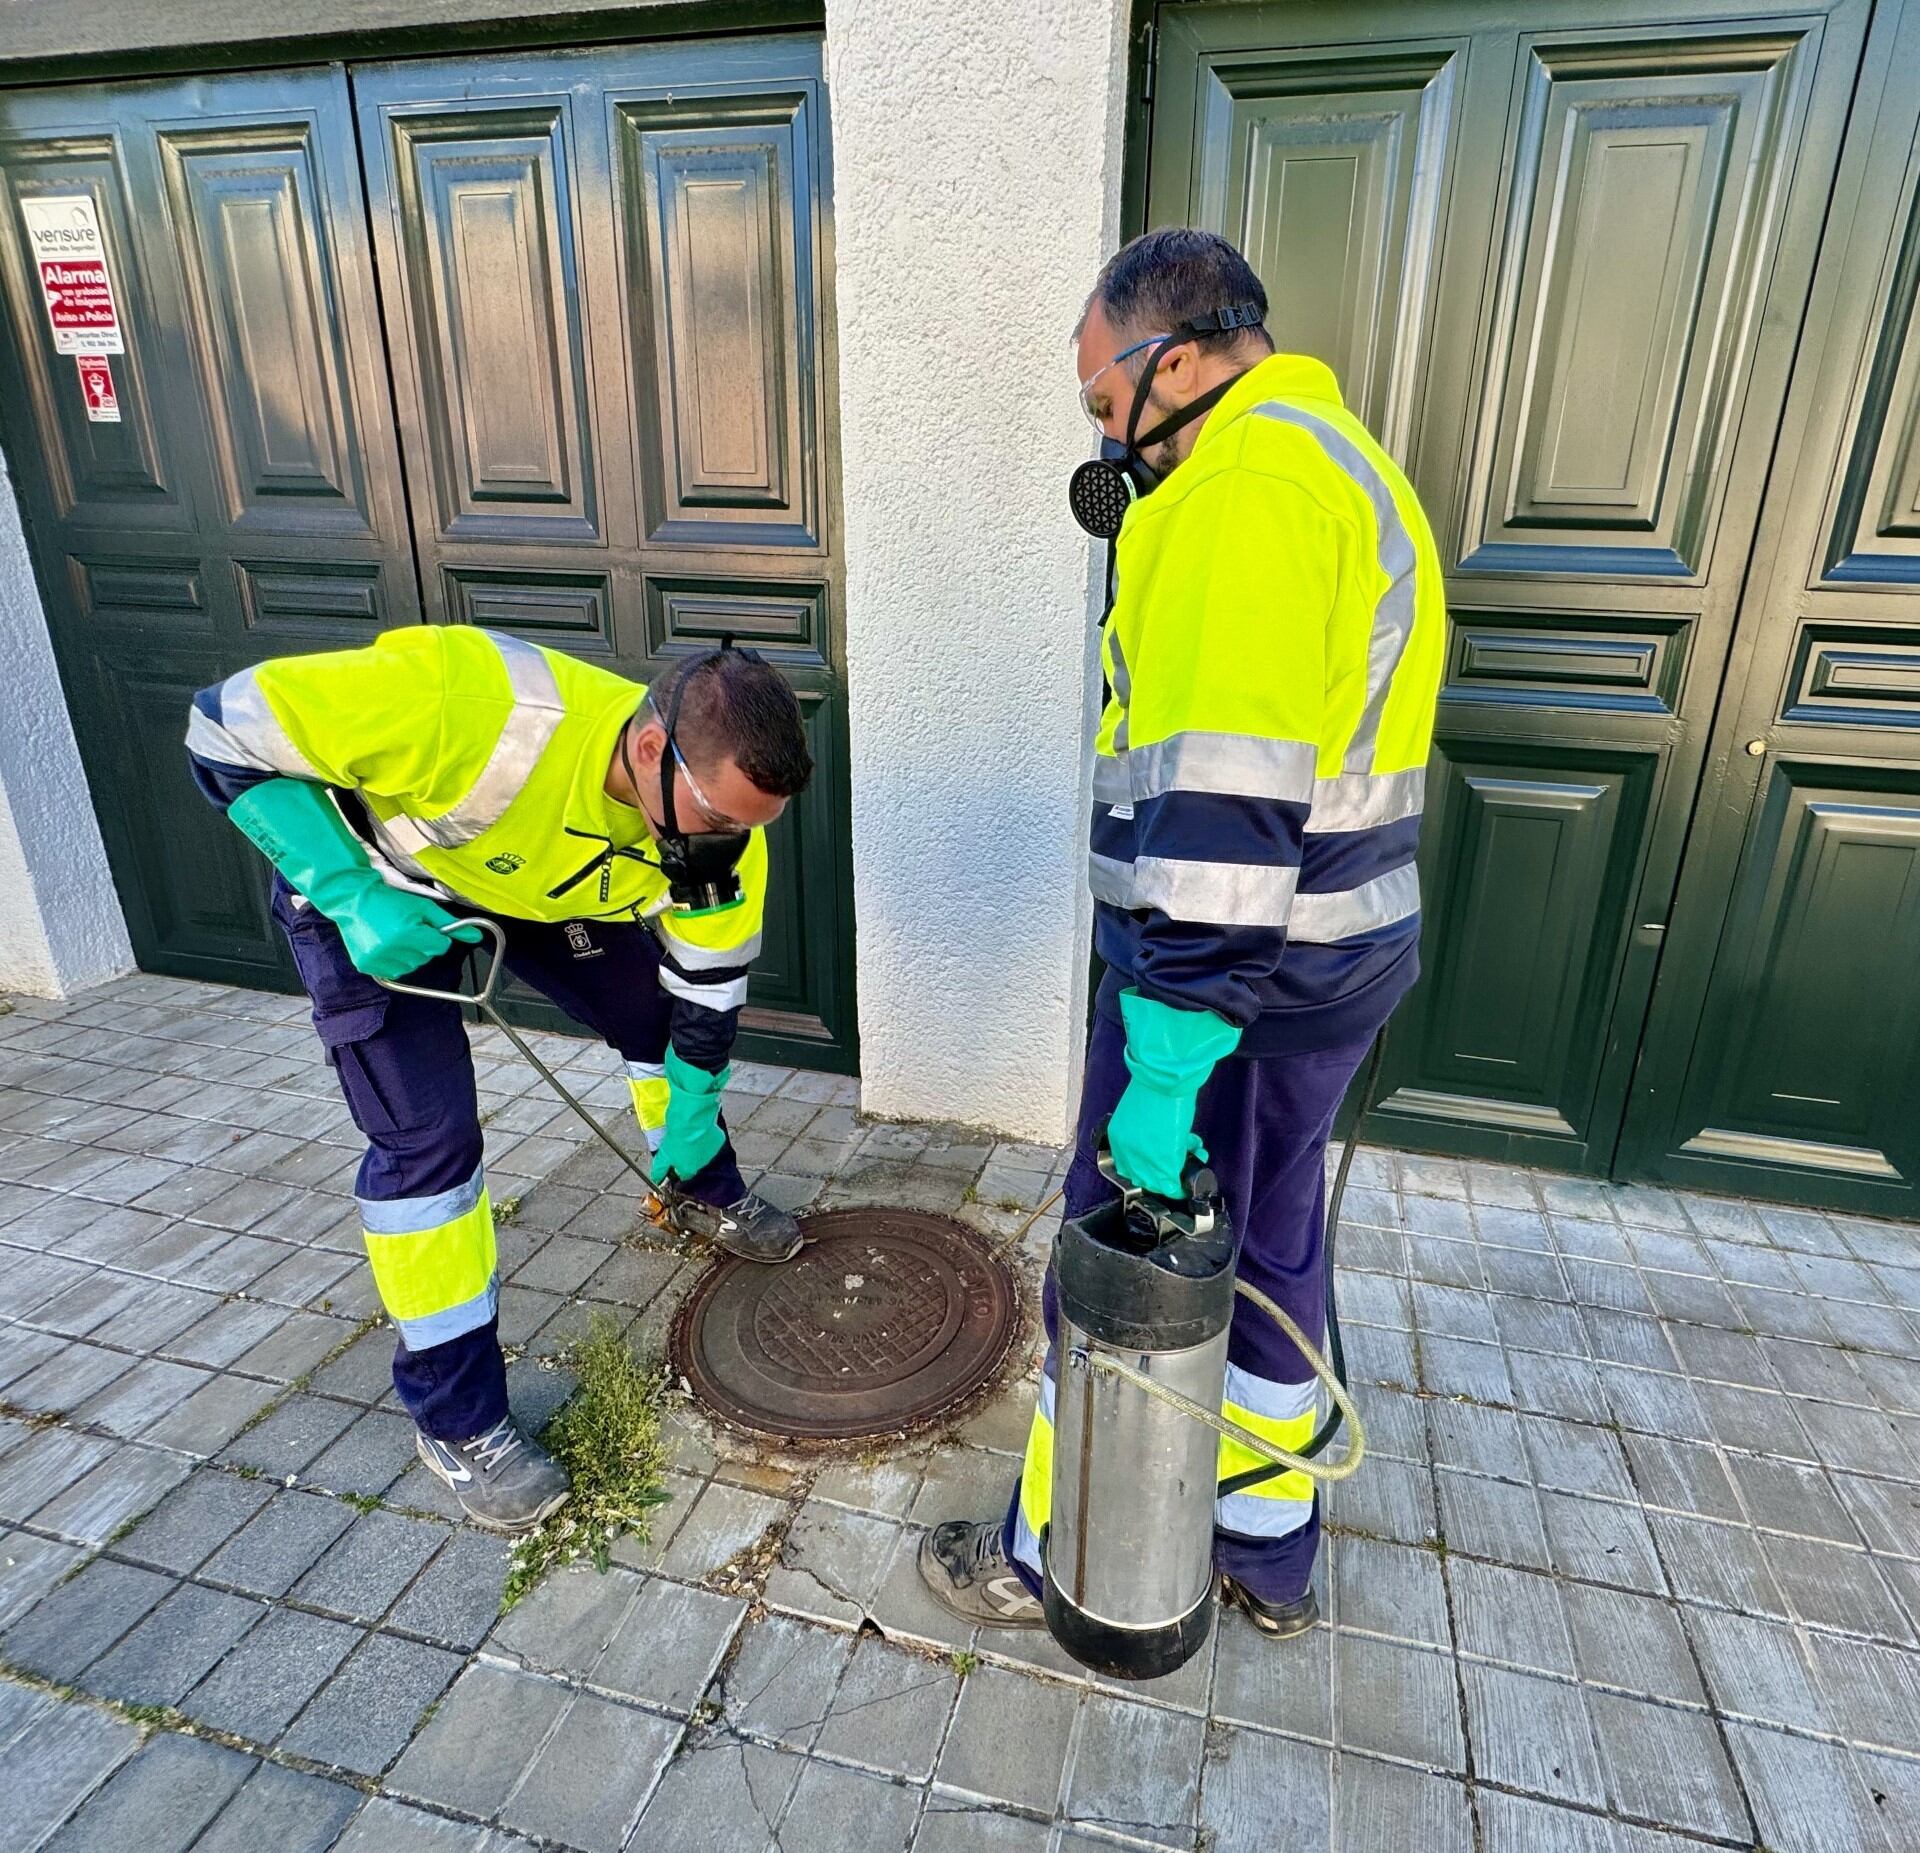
[669,1209,1020,1440]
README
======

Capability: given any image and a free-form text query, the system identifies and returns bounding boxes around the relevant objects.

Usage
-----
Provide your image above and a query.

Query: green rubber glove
[228,778,482,982]
[657,1047,730,1182]
[1106,990,1243,1198]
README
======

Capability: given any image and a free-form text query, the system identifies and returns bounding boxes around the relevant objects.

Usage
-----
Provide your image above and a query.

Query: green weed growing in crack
[120,1702,180,1731]
[948,1649,979,1679]
[499,1312,673,1613]
[227,1399,278,1443]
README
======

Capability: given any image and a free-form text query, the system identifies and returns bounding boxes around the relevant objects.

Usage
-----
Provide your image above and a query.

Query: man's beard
[1135,386,1188,478]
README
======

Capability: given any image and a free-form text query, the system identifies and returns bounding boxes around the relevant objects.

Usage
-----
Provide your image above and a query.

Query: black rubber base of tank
[1041,1562,1216,1682]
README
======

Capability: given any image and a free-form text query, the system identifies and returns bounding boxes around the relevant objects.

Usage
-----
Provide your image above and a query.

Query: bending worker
[185,629,813,1533]
[920,228,1445,1638]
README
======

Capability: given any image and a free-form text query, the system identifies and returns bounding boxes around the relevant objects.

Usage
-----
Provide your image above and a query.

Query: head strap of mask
[625,640,759,916]
[1068,301,1266,540]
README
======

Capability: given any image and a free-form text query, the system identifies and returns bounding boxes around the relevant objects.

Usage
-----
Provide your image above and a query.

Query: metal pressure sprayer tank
[1041,1156,1236,1681]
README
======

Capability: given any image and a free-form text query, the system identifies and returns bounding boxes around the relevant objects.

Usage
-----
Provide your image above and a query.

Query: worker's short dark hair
[1078,227,1274,357]
[648,650,813,799]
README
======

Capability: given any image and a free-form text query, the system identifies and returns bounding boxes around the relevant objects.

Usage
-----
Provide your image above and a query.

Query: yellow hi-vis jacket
[1090,351,1446,1053]
[186,626,764,1036]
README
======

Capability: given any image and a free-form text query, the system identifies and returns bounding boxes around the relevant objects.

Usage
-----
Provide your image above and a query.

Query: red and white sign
[76,353,120,423]
[20,195,124,355]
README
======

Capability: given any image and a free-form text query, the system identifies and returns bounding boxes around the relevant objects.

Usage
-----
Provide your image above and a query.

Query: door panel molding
[1458,28,1817,582]
[1446,610,1692,716]
[1183,41,1463,459]
[159,121,376,537]
[236,559,386,638]
[1666,761,1920,1189]
[1372,738,1659,1163]
[383,102,601,543]
[0,140,185,526]
[1824,140,1920,585]
[1783,623,1920,727]
[616,88,823,548]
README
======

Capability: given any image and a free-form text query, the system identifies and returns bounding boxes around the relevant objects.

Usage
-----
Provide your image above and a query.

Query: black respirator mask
[625,643,756,916]
[1067,303,1267,540]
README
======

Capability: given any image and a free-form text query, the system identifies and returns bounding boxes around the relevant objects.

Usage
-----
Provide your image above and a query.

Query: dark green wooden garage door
[0,37,855,1073]
[1150,0,1920,1213]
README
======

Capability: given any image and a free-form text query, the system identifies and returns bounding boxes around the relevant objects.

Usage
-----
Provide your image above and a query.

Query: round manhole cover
[670,1210,1020,1440]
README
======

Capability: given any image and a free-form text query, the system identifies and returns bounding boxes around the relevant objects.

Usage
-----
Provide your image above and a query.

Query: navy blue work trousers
[1005,1012,1371,1606]
[272,878,744,1438]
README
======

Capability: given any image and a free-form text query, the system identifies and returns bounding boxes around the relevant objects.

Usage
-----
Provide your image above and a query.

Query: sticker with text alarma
[76,353,120,423]
[20,194,124,355]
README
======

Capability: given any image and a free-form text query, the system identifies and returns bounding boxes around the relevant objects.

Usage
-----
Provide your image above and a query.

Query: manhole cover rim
[669,1209,1022,1443]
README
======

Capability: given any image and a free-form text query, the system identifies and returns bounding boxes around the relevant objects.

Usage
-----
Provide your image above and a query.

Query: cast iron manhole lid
[670,1209,1020,1440]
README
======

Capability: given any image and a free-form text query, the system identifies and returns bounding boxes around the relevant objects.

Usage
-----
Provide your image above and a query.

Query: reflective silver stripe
[624,1059,667,1082]
[1223,1363,1317,1425]
[187,667,314,776]
[360,1161,486,1235]
[1254,402,1418,776]
[1089,851,1136,909]
[1217,1488,1314,1534]
[1130,732,1316,805]
[410,631,567,849]
[373,810,435,858]
[392,1279,499,1352]
[1308,767,1426,835]
[1290,865,1420,943]
[1093,752,1130,807]
[359,808,443,890]
[1113,710,1130,753]
[1105,627,1132,705]
[1131,855,1300,929]
[1011,1502,1044,1575]
[657,966,749,1012]
[658,929,762,973]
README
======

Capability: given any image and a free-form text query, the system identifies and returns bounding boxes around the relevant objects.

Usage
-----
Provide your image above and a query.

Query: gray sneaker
[917,1517,1045,1629]
[415,1417,570,1534]
[660,1180,804,1263]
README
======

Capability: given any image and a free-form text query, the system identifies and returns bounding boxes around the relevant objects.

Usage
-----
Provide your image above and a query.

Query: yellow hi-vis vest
[187,625,764,1012]
[1089,351,1446,1049]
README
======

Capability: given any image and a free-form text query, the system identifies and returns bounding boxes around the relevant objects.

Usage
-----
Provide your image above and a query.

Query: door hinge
[1141,19,1158,106]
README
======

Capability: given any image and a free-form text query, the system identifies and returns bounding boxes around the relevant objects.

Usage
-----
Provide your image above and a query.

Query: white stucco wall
[826,0,1131,1144]
[0,458,132,997]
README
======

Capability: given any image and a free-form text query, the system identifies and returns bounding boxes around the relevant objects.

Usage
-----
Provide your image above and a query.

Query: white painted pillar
[0,458,132,997]
[826,0,1131,1144]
